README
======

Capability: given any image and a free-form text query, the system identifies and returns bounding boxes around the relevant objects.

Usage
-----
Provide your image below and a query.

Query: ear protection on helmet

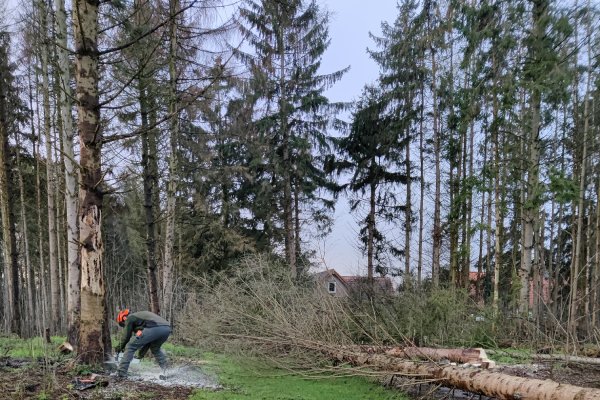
[116,309,130,326]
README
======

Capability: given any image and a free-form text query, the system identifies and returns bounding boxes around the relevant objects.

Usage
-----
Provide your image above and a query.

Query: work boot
[109,372,127,380]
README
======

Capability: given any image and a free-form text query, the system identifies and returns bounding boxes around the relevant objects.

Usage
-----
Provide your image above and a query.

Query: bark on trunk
[519,1,545,317]
[328,346,600,400]
[16,120,34,336]
[404,126,411,279]
[417,81,425,285]
[294,180,301,270]
[139,83,160,315]
[162,0,180,321]
[372,346,495,367]
[428,2,441,288]
[34,108,49,334]
[569,2,591,338]
[280,37,296,278]
[55,0,81,346]
[74,0,107,364]
[40,0,61,333]
[0,35,21,336]
[367,178,376,281]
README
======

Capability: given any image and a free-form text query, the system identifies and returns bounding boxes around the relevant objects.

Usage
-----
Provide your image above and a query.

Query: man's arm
[116,316,136,351]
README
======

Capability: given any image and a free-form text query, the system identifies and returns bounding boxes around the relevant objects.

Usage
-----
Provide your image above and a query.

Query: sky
[315,0,398,276]
[2,0,400,277]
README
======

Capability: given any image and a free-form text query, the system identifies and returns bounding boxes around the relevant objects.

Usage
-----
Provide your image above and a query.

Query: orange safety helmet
[116,309,130,326]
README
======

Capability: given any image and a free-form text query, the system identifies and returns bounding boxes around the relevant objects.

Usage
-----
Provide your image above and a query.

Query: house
[314,269,394,297]
[314,269,349,297]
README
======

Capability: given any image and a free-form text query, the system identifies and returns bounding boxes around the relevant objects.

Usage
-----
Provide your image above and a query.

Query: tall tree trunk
[279,30,296,277]
[519,0,546,316]
[568,16,591,338]
[55,0,80,345]
[585,213,592,334]
[16,108,35,336]
[162,0,180,321]
[594,153,600,329]
[367,177,376,280]
[491,63,502,315]
[74,0,107,364]
[139,82,160,315]
[0,34,21,336]
[552,108,568,318]
[404,126,411,279]
[39,0,61,333]
[133,0,161,315]
[463,122,475,289]
[593,89,598,330]
[34,85,49,334]
[54,140,65,328]
[417,81,425,286]
[478,126,489,302]
[429,6,441,288]
[294,180,301,270]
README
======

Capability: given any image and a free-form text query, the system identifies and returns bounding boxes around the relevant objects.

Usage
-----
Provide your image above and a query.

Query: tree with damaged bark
[74,0,108,363]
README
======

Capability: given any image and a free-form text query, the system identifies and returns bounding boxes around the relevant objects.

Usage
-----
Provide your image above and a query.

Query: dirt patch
[127,360,220,389]
[0,356,217,399]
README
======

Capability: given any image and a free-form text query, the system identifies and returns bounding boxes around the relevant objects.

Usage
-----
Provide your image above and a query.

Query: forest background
[0,0,599,363]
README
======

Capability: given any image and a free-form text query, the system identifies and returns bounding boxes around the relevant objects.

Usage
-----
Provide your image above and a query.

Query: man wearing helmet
[114,309,171,378]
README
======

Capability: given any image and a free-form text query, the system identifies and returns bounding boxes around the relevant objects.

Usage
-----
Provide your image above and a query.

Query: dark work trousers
[117,325,171,377]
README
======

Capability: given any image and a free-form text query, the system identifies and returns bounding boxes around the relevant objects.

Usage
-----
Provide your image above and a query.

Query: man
[114,309,172,378]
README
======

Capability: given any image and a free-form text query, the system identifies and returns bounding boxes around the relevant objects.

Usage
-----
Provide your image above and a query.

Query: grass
[0,335,64,358]
[188,353,407,400]
[487,348,533,364]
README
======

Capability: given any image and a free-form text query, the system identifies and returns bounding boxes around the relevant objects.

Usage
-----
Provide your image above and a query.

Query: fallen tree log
[532,353,600,366]
[356,345,495,368]
[329,347,600,400]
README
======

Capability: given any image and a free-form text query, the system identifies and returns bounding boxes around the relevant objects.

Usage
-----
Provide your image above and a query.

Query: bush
[177,254,355,357]
[177,255,506,356]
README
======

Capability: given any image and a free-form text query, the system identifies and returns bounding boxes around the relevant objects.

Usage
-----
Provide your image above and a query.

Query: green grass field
[0,335,64,358]
[188,353,407,400]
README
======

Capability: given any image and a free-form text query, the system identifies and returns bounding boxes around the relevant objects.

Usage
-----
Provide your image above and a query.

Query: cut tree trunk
[377,346,495,368]
[327,346,600,400]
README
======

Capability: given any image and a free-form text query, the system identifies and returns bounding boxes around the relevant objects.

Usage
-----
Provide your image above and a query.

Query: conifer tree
[334,86,410,280]
[237,0,347,277]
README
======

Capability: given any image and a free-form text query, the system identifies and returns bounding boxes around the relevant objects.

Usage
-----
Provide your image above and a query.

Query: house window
[328,281,336,294]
